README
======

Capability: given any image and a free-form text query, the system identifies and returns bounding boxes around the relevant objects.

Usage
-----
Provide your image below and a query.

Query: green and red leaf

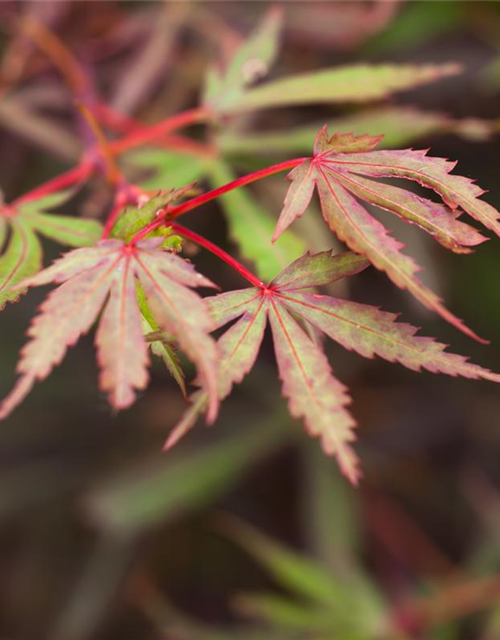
[168,251,500,482]
[274,127,499,342]
[0,239,219,421]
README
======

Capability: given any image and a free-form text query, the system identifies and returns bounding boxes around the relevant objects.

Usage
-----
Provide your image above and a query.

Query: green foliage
[0,190,102,308]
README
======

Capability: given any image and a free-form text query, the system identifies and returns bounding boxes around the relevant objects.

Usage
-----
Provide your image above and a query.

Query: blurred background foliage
[0,1,500,639]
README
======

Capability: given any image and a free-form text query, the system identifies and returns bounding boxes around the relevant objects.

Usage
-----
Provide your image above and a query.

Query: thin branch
[170,223,265,289]
[13,163,92,206]
[94,102,216,157]
[109,106,211,155]
[131,157,307,244]
[167,157,307,219]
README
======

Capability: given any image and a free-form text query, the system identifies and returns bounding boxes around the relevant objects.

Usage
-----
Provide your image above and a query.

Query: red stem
[92,102,140,134]
[101,201,124,239]
[12,106,212,208]
[170,223,265,289]
[109,106,210,155]
[167,157,306,219]
[94,103,215,156]
[131,157,306,244]
[13,162,92,206]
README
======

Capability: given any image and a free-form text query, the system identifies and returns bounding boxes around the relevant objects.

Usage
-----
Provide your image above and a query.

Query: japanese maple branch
[170,223,265,289]
[12,163,93,206]
[94,102,216,157]
[130,157,307,244]
[168,157,306,218]
[12,106,213,207]
[108,106,211,155]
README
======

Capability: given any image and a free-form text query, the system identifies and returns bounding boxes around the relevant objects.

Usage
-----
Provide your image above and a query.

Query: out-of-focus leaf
[481,56,500,92]
[210,160,306,281]
[85,410,289,535]
[17,189,76,213]
[204,7,282,109]
[234,592,325,630]
[283,1,399,51]
[211,63,462,114]
[0,190,102,308]
[26,213,102,247]
[218,516,345,604]
[366,1,463,54]
[302,445,361,572]
[221,517,387,638]
[51,534,138,640]
[111,3,190,114]
[19,189,102,247]
[218,107,495,156]
[0,94,81,161]
[0,219,42,309]
[127,148,211,191]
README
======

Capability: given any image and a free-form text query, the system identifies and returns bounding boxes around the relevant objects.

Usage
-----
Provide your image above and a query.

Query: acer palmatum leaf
[267,298,359,483]
[167,251,500,483]
[0,191,102,310]
[273,128,500,343]
[278,292,500,382]
[95,258,149,409]
[0,238,219,421]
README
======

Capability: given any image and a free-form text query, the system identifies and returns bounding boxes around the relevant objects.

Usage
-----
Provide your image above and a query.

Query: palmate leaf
[0,191,102,309]
[273,127,499,342]
[0,238,219,422]
[167,251,500,483]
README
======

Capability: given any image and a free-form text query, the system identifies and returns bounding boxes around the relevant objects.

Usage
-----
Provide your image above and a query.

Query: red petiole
[131,157,307,244]
[170,223,265,289]
[11,99,306,287]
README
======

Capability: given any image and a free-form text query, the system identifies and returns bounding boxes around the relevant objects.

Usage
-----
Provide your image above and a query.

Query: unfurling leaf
[110,186,194,242]
[0,238,219,422]
[274,127,499,342]
[168,251,500,483]
[0,191,102,309]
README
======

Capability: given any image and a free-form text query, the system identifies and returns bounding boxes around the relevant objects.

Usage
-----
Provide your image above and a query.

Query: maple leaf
[272,127,499,343]
[0,238,219,421]
[0,190,103,309]
[166,250,500,484]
